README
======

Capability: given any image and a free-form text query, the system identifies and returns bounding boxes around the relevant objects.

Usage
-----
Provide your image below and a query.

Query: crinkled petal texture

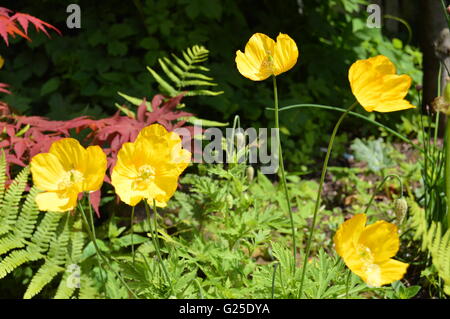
[30,138,107,212]
[333,213,409,287]
[349,55,415,112]
[111,124,191,207]
[235,32,298,81]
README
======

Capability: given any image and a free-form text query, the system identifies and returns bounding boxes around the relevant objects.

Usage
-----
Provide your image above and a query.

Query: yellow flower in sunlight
[111,124,191,207]
[235,33,298,81]
[349,55,415,112]
[0,56,4,69]
[30,138,107,212]
[333,213,409,287]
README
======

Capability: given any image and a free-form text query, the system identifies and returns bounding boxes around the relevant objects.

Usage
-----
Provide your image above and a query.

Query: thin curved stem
[298,102,358,298]
[363,174,404,216]
[272,76,297,270]
[269,103,423,152]
[131,206,135,264]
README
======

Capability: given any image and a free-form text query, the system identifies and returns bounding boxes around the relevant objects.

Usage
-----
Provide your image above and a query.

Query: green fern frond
[0,166,30,235]
[0,248,42,279]
[30,211,64,253]
[147,44,223,98]
[22,213,72,298]
[14,186,40,239]
[78,274,99,299]
[54,270,76,299]
[24,261,64,299]
[0,233,26,255]
[408,199,450,294]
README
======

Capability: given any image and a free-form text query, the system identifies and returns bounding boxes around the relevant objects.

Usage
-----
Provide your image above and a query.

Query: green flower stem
[363,174,404,216]
[298,102,358,298]
[271,103,423,153]
[131,206,135,263]
[144,200,173,295]
[446,118,450,228]
[78,201,138,299]
[272,75,297,268]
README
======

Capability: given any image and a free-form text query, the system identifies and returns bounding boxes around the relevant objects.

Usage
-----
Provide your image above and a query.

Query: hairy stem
[298,102,358,298]
[273,76,297,269]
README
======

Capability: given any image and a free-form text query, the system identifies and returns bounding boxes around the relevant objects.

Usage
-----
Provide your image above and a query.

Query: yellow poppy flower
[235,33,298,81]
[0,56,4,69]
[333,213,409,287]
[111,124,191,207]
[348,55,415,112]
[30,138,107,212]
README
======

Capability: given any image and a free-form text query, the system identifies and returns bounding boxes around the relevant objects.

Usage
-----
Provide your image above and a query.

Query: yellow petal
[35,191,76,212]
[364,259,409,287]
[83,145,107,192]
[348,55,415,113]
[30,153,66,191]
[359,220,400,262]
[137,123,169,140]
[49,138,87,172]
[0,56,4,69]
[235,33,275,81]
[333,214,367,260]
[273,33,299,76]
[372,99,416,113]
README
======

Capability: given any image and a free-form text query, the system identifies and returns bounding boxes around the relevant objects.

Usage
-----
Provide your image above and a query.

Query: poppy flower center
[58,169,84,190]
[133,165,156,190]
[357,244,382,287]
[260,50,275,74]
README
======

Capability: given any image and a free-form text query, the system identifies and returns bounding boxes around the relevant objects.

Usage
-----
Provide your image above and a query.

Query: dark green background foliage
[0,0,422,168]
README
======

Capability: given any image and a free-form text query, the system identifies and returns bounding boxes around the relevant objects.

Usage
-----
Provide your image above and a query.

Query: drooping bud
[393,197,408,224]
[432,83,450,115]
[246,166,255,182]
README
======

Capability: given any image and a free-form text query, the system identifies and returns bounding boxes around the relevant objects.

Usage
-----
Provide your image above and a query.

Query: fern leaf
[24,261,64,299]
[54,270,76,299]
[0,166,29,235]
[78,274,99,299]
[185,89,224,97]
[0,248,42,279]
[171,53,189,71]
[181,80,217,87]
[147,66,178,97]
[158,59,181,86]
[30,211,63,253]
[0,233,25,255]
[14,186,40,239]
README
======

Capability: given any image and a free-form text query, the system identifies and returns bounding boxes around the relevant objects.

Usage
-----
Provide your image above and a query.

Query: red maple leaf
[0,7,61,46]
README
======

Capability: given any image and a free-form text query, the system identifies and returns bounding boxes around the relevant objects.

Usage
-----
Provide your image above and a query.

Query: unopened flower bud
[432,96,450,115]
[394,197,408,224]
[235,131,245,148]
[246,166,255,182]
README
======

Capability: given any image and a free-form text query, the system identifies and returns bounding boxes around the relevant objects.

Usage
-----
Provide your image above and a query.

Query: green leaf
[41,78,60,96]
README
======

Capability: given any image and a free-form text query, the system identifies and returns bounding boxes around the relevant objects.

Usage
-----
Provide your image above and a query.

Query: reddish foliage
[0,7,61,45]
[0,94,197,216]
[0,83,11,94]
